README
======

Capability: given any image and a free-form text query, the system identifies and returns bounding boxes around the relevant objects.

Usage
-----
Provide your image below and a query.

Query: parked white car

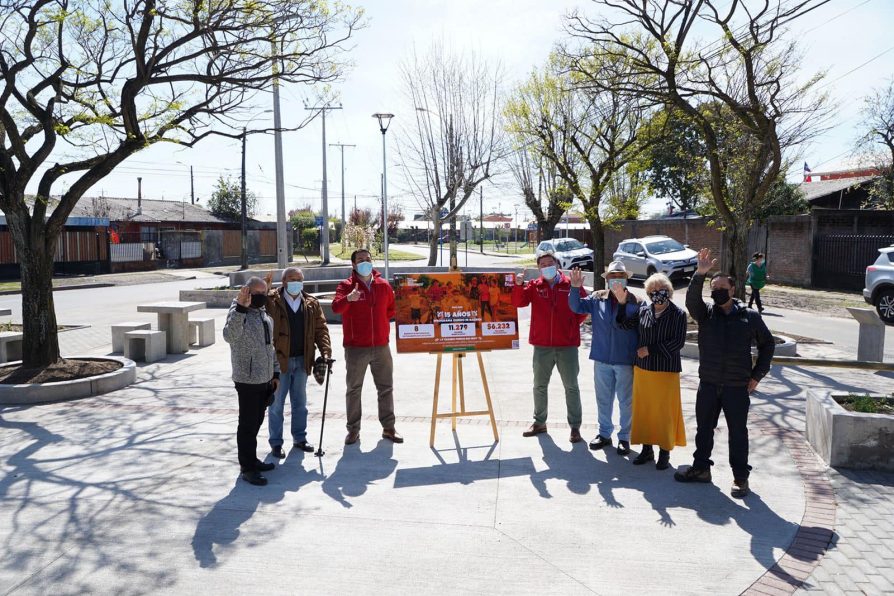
[535,238,594,271]
[613,236,699,280]
[863,244,894,325]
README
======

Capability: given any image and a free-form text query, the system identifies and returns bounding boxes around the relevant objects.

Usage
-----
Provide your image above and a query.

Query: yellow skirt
[630,366,687,451]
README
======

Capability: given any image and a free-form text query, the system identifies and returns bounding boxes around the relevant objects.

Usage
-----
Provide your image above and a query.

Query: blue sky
[36,0,894,221]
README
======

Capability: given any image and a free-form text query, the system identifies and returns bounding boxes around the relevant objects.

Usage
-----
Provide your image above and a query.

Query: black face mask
[250,294,267,309]
[710,288,730,305]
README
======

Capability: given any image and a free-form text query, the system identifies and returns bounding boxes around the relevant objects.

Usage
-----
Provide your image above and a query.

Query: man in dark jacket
[675,248,775,498]
[332,249,402,446]
[512,252,588,443]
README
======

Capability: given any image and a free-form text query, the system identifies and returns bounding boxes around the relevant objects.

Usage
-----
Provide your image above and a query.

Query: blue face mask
[608,278,627,291]
[355,261,374,277]
[540,266,557,280]
[286,281,304,295]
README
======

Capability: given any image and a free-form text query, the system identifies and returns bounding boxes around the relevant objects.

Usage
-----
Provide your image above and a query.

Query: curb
[0,283,116,296]
[0,356,137,405]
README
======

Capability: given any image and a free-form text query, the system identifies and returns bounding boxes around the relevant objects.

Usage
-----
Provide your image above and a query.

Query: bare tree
[856,78,894,209]
[507,144,571,243]
[397,43,505,267]
[505,54,651,287]
[0,0,362,367]
[567,0,832,295]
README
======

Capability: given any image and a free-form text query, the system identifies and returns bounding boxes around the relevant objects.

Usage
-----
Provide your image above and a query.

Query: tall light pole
[373,112,394,281]
[239,110,273,270]
[176,161,195,205]
[305,104,342,265]
[272,74,288,268]
[329,142,355,237]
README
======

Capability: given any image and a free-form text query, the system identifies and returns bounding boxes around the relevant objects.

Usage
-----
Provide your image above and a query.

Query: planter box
[806,389,894,471]
[681,334,797,359]
[179,289,239,308]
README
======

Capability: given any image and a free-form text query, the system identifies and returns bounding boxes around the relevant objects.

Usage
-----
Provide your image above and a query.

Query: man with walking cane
[263,268,332,458]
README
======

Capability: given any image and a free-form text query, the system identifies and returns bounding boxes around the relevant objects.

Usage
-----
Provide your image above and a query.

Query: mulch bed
[0,358,122,384]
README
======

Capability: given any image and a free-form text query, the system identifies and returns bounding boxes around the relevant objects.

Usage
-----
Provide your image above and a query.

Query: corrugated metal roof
[799,176,876,203]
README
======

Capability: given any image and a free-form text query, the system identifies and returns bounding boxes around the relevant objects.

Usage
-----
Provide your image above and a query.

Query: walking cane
[314,358,335,458]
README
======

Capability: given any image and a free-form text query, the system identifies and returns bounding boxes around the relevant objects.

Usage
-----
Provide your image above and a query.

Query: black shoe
[656,449,670,470]
[255,461,275,472]
[589,435,612,450]
[674,466,712,483]
[731,478,750,498]
[293,441,314,453]
[241,470,268,486]
[271,446,286,459]
[616,440,631,455]
[633,446,654,465]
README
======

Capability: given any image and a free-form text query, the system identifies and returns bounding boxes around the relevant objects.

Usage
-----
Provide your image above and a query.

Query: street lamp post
[373,112,394,281]
[241,127,248,270]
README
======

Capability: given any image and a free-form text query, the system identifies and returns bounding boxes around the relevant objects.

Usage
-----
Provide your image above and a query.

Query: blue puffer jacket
[569,289,639,365]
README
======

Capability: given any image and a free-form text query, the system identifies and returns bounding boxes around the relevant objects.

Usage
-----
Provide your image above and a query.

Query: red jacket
[332,270,395,347]
[512,272,587,347]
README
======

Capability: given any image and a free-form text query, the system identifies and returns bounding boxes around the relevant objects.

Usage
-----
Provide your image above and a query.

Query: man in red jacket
[332,249,403,445]
[512,252,588,442]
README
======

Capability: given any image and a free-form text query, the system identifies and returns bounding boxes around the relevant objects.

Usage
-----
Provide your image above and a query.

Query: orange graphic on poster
[393,271,520,353]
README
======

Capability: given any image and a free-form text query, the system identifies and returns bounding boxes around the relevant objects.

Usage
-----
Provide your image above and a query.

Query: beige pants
[345,345,395,432]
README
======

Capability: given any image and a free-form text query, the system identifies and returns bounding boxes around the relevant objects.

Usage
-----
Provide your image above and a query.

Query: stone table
[136,301,206,354]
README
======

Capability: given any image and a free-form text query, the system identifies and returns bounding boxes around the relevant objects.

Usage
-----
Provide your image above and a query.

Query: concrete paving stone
[865,573,894,593]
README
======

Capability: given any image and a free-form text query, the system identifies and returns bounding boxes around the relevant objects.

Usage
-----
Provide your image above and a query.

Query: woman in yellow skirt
[616,273,687,470]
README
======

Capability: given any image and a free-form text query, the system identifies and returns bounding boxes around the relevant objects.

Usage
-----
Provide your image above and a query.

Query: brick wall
[766,217,812,286]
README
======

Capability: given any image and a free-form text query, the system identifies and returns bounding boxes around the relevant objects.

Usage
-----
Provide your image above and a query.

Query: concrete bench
[111,322,152,353]
[0,331,23,363]
[124,330,167,364]
[188,318,216,347]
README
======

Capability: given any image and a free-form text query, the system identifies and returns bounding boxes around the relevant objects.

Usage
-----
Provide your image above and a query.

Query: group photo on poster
[393,272,520,353]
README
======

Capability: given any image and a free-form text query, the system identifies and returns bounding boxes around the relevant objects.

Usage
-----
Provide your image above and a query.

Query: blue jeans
[593,361,633,441]
[268,356,309,447]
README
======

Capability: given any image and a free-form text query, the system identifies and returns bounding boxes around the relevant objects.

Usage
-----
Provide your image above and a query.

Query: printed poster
[392,271,520,353]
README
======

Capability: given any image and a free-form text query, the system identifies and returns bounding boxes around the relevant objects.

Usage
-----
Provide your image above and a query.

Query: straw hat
[601,260,631,279]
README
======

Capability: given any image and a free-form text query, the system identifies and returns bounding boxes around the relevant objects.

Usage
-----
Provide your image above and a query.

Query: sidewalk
[1,307,893,594]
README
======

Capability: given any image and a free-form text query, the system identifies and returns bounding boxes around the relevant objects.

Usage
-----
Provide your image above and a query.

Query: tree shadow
[191,450,320,568]
[320,439,397,508]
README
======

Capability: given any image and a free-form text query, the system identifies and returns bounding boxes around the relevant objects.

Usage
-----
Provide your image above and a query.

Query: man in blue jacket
[569,261,640,455]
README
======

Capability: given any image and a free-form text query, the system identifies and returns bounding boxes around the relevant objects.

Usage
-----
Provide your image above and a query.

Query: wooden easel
[429,351,499,447]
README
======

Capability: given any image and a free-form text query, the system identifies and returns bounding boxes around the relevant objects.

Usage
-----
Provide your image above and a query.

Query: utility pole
[329,142,355,236]
[240,128,248,270]
[189,166,195,205]
[479,187,484,254]
[305,104,342,265]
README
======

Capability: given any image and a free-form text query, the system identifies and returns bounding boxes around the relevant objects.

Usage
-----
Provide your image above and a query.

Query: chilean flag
[803,162,812,183]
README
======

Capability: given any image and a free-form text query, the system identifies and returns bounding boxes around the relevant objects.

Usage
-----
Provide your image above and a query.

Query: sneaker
[255,461,275,472]
[674,466,712,483]
[271,446,286,459]
[616,440,631,455]
[589,435,612,450]
[241,470,268,486]
[731,478,750,498]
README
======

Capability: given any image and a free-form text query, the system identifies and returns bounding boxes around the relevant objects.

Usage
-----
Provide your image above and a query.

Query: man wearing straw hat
[569,261,640,455]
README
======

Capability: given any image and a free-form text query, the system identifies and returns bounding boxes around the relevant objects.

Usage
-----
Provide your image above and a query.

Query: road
[394,242,528,269]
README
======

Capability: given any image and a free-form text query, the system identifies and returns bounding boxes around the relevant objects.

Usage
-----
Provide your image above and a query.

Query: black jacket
[686,274,775,387]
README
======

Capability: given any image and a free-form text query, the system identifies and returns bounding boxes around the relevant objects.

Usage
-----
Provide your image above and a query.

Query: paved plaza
[1,281,893,595]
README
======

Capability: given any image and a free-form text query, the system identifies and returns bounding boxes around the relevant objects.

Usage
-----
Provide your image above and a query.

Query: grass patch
[0,281,21,292]
[331,245,421,261]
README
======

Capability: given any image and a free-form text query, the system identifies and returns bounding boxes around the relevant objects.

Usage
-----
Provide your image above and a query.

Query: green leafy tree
[208,176,258,221]
[0,0,362,367]
[856,79,894,209]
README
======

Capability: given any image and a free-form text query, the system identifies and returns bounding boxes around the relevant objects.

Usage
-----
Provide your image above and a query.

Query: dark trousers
[693,382,752,479]
[236,382,269,471]
[748,286,762,311]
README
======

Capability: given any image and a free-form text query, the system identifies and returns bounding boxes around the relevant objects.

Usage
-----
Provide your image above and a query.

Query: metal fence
[813,234,894,291]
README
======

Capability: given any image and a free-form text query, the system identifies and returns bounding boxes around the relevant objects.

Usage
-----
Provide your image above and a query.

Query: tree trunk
[427,216,442,266]
[586,217,606,290]
[725,224,749,300]
[540,220,556,242]
[18,229,61,368]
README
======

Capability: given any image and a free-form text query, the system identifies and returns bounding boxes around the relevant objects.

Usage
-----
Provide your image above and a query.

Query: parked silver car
[863,245,894,325]
[535,238,594,270]
[613,236,699,280]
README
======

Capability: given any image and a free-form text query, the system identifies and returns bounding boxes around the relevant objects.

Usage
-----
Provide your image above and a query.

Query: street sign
[314,216,324,226]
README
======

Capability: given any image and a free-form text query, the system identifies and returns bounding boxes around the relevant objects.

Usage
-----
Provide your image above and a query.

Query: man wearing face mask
[513,252,588,442]
[675,248,775,498]
[569,261,640,455]
[263,267,332,458]
[223,277,281,486]
[332,249,402,445]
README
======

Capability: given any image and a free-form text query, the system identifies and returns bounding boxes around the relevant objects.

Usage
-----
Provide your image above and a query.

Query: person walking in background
[569,261,640,455]
[616,273,687,471]
[675,248,775,498]
[332,249,403,445]
[513,253,588,442]
[746,252,768,313]
[263,268,332,458]
[223,277,280,486]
